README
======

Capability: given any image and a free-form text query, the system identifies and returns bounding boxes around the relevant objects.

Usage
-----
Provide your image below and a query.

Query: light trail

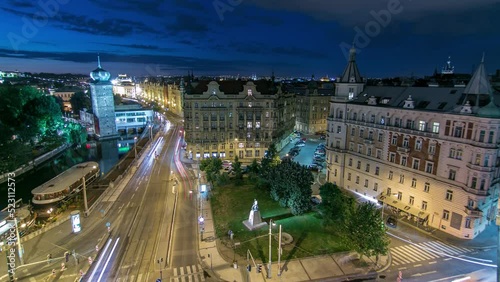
[87,238,113,281]
[97,237,120,282]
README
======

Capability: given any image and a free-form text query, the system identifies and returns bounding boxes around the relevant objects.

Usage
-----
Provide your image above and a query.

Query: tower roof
[90,55,111,82]
[340,45,362,83]
[463,54,492,95]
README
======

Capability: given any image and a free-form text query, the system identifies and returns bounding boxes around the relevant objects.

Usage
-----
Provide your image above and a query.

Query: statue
[243,198,265,230]
[252,199,259,211]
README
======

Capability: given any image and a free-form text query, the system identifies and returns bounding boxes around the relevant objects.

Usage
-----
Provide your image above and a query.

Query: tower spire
[97,54,101,68]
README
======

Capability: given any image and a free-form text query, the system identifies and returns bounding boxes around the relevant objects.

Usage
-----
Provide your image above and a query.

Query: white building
[327,49,500,239]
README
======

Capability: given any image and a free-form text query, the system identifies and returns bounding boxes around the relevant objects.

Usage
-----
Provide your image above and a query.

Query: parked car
[313,155,325,161]
[289,151,299,157]
[386,216,397,228]
[308,163,323,171]
[314,150,325,155]
[311,195,322,205]
[295,142,306,147]
[222,160,232,168]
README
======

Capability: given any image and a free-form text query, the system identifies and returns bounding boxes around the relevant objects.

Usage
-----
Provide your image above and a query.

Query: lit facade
[294,84,333,134]
[139,80,183,117]
[183,80,295,161]
[326,48,500,239]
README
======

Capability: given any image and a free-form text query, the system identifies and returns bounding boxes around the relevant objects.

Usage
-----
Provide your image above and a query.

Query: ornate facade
[139,80,183,117]
[183,80,295,161]
[294,82,333,134]
[327,49,500,239]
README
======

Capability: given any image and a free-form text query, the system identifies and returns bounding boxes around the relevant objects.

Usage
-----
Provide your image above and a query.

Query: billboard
[70,211,81,233]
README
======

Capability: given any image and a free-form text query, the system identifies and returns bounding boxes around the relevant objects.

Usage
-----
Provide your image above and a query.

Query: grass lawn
[211,179,349,263]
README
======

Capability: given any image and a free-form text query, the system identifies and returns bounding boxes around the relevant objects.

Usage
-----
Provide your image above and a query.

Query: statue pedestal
[243,210,267,231]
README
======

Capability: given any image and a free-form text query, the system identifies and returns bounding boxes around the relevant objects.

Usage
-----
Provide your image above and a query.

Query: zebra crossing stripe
[428,241,469,254]
[405,244,440,260]
[391,250,413,264]
[426,241,458,255]
[420,242,452,255]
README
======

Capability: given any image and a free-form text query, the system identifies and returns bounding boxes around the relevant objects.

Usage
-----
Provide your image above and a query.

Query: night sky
[0,0,499,78]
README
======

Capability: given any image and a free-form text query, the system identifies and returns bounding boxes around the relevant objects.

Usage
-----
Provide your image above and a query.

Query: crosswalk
[171,264,205,282]
[391,240,471,266]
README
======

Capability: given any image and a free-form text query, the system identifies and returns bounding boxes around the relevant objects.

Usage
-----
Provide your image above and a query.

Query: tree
[199,157,223,187]
[342,202,389,260]
[70,91,91,115]
[114,94,122,105]
[266,159,314,215]
[232,156,243,181]
[318,183,355,226]
[21,95,63,143]
[247,159,260,180]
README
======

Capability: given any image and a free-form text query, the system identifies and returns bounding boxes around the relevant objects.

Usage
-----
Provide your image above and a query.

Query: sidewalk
[180,151,390,282]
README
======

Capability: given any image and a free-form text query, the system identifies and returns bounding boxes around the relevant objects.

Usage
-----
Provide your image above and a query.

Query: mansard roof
[186,80,280,95]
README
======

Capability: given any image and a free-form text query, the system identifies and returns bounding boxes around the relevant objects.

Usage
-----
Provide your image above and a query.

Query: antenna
[97,54,101,68]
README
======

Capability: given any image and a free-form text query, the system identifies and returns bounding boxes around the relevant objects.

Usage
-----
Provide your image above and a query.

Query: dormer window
[247,89,253,96]
[212,89,216,95]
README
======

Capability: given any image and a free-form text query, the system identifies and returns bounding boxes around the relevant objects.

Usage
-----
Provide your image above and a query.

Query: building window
[480,179,486,190]
[448,169,456,180]
[376,149,382,159]
[364,179,369,187]
[488,131,495,143]
[351,128,355,136]
[347,173,351,181]
[449,148,456,158]
[406,119,414,129]
[334,169,337,177]
[391,136,397,145]
[426,162,434,174]
[388,171,393,180]
[359,129,364,138]
[443,210,450,221]
[401,156,407,166]
[479,130,485,142]
[389,153,396,163]
[403,137,409,148]
[424,182,430,193]
[428,143,436,155]
[411,178,417,187]
[432,122,440,133]
[471,177,477,189]
[397,192,402,200]
[247,121,252,128]
[356,176,360,184]
[358,145,363,153]
[445,190,453,201]
[387,188,392,196]
[337,126,341,133]
[399,175,404,184]
[357,161,361,169]
[454,126,463,137]
[375,166,379,175]
[418,121,426,131]
[415,140,422,151]
[367,147,372,156]
[365,164,370,172]
[409,196,415,206]
[349,143,354,151]
[412,159,420,170]
[378,133,383,142]
[374,183,378,191]
[334,155,338,163]
[348,158,352,166]
[422,201,428,210]
[465,218,471,229]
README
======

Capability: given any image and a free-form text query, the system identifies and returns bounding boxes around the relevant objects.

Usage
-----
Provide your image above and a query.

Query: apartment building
[183,79,295,161]
[293,82,333,135]
[327,47,500,239]
[139,79,183,117]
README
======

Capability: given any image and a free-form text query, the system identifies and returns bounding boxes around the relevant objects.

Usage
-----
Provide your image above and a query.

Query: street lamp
[268,219,275,278]
[149,124,153,140]
[134,136,138,158]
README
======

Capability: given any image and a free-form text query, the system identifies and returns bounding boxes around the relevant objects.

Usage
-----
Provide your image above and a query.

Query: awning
[378,195,429,220]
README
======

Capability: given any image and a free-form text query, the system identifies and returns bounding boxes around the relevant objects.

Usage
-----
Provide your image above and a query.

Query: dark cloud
[53,12,159,36]
[0,48,254,73]
[167,14,209,35]
[104,43,164,50]
[230,42,327,59]
[88,0,167,17]
[172,0,207,12]
[4,0,36,9]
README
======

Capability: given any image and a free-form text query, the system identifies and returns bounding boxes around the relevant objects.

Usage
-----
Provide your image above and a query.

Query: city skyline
[0,0,499,78]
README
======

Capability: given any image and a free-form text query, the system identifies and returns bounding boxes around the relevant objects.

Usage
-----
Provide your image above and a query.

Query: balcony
[464,206,483,218]
[364,138,374,145]
[466,163,495,173]
[462,186,489,196]
[397,146,410,153]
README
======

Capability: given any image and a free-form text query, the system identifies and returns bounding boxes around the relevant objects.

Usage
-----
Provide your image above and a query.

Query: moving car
[386,216,397,228]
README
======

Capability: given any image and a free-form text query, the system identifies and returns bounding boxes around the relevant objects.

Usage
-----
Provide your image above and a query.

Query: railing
[397,146,410,153]
[462,186,489,196]
[466,163,495,172]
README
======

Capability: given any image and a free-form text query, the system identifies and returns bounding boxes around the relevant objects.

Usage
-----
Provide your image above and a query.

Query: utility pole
[83,176,88,217]
[278,224,282,276]
[268,219,272,278]
[14,218,24,265]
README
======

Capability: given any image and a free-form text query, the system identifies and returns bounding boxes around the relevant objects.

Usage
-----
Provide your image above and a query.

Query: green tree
[342,202,389,260]
[70,91,91,115]
[114,94,122,105]
[266,159,314,215]
[200,157,223,187]
[318,183,355,226]
[232,156,243,181]
[21,95,63,143]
